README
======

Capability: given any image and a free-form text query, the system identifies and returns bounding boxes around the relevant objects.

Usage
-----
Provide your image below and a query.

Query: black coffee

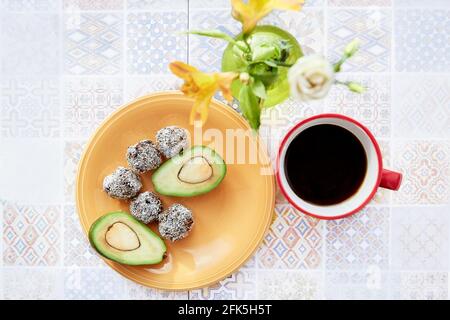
[284,124,367,206]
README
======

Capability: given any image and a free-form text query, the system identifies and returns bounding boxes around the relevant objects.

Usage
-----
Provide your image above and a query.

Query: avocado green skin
[152,146,227,197]
[89,211,166,266]
[222,25,303,108]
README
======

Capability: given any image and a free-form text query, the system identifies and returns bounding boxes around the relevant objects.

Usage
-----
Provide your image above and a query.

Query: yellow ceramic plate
[76,92,275,290]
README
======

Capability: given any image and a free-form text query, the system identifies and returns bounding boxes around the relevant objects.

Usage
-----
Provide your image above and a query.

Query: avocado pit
[177,156,213,184]
[105,222,140,251]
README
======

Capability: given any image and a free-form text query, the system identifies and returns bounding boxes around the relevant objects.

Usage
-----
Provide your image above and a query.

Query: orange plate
[76,92,275,290]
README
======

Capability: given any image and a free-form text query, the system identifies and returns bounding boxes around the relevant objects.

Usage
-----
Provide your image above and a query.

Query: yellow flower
[169,61,238,125]
[231,0,304,33]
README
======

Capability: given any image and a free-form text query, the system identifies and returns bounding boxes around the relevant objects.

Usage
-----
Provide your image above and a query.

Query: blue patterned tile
[392,75,450,139]
[328,9,391,72]
[394,0,448,7]
[189,269,257,300]
[328,0,391,6]
[189,9,240,72]
[0,0,60,11]
[0,13,59,76]
[63,0,123,10]
[394,9,449,72]
[63,77,123,139]
[326,207,389,270]
[3,268,64,299]
[127,12,187,74]
[64,13,123,75]
[1,78,60,138]
[257,204,323,270]
[390,207,449,271]
[127,0,186,10]
[325,269,391,300]
[326,74,391,138]
[257,270,323,299]
[64,267,126,299]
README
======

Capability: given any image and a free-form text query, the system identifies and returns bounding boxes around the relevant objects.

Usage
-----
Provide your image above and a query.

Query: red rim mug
[276,114,402,220]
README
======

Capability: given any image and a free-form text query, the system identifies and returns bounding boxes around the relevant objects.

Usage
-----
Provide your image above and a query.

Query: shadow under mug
[276,114,402,220]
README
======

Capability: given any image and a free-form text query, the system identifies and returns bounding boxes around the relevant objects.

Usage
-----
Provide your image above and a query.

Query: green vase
[221,25,303,108]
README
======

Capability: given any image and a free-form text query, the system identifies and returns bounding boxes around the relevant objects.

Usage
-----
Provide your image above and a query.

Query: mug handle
[379,169,402,191]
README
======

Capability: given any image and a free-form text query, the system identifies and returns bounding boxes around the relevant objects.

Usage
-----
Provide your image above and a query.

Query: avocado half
[152,146,226,197]
[89,211,166,265]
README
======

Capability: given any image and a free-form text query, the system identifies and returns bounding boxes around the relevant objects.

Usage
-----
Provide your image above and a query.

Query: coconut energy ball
[130,192,163,224]
[156,126,189,158]
[126,140,162,173]
[103,167,142,200]
[158,204,193,241]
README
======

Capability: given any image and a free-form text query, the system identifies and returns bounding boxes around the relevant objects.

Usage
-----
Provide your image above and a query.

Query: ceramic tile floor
[0,0,449,300]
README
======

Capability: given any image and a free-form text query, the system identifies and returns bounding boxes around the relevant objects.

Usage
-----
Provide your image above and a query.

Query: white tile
[0,139,62,204]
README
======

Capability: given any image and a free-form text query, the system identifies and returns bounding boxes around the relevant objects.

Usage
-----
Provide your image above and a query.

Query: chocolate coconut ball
[156,126,189,158]
[103,167,142,200]
[158,204,193,241]
[126,140,162,173]
[130,191,163,224]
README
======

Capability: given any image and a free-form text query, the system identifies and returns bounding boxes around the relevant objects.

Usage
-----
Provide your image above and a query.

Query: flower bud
[347,82,365,93]
[344,39,360,57]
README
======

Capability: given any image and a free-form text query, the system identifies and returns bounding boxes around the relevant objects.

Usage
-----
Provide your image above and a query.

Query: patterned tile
[391,272,448,300]
[328,9,391,72]
[328,0,391,6]
[63,0,124,10]
[127,0,187,10]
[394,0,448,7]
[392,141,450,205]
[394,10,449,72]
[2,203,61,266]
[63,77,123,139]
[257,204,323,270]
[327,74,391,138]
[189,269,257,299]
[64,205,102,267]
[392,75,450,139]
[189,9,240,72]
[0,139,63,203]
[127,12,188,74]
[390,207,449,271]
[64,267,126,299]
[125,281,188,299]
[261,8,325,55]
[64,13,122,75]
[0,13,59,76]
[3,268,64,299]
[1,78,60,138]
[0,0,60,10]
[125,75,182,100]
[326,207,389,270]
[257,270,323,299]
[325,269,390,300]
[190,0,324,9]
[64,142,85,203]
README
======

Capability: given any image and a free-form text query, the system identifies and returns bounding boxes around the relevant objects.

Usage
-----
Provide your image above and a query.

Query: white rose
[288,55,334,101]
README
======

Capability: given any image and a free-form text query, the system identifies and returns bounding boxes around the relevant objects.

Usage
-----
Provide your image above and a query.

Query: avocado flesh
[89,211,166,265]
[152,146,226,197]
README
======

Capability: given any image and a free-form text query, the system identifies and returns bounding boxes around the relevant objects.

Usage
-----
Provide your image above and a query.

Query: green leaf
[248,62,278,88]
[239,84,261,130]
[187,30,236,45]
[251,79,267,99]
[251,44,277,62]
